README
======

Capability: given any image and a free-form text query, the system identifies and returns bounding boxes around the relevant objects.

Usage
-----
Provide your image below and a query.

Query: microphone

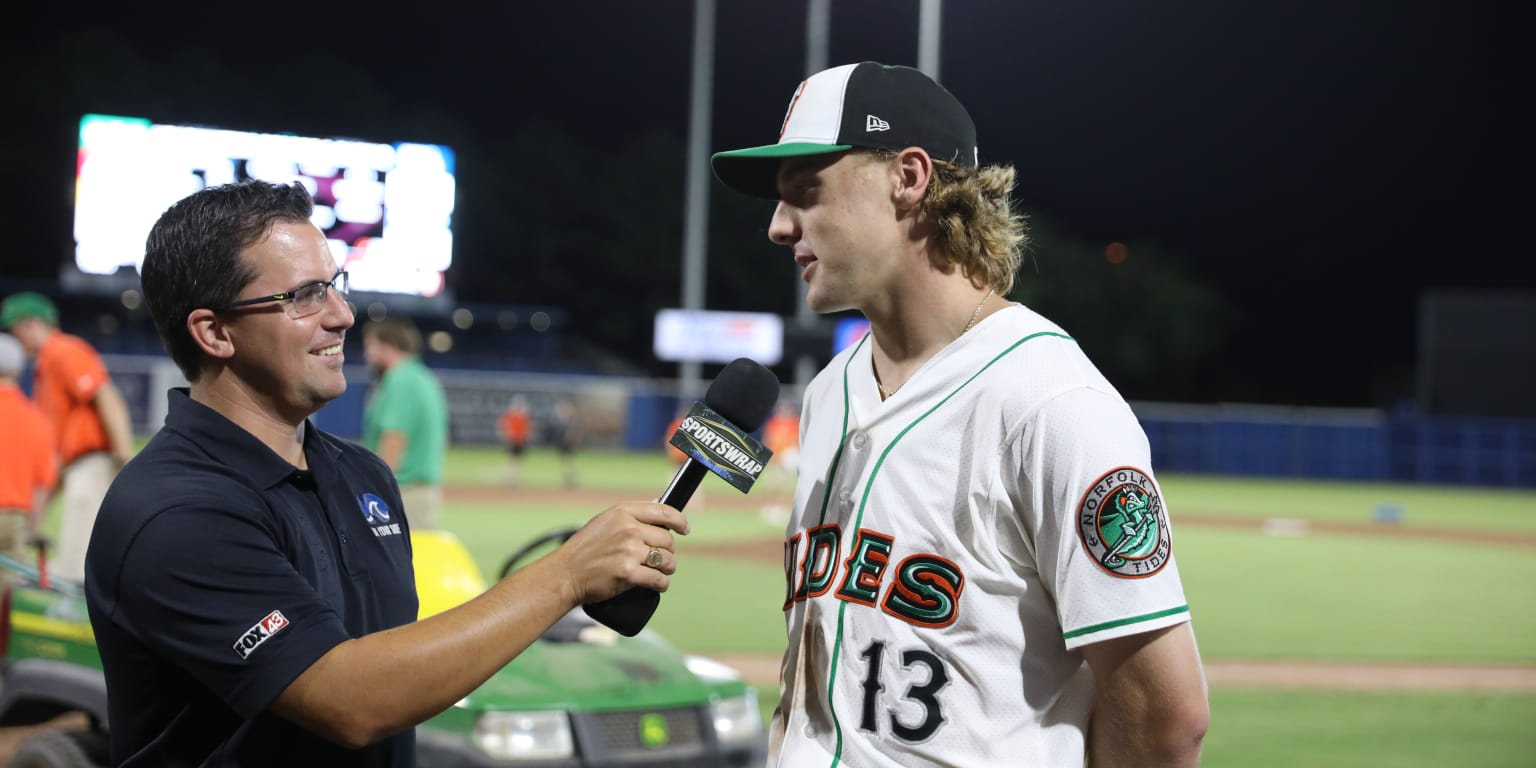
[584,357,781,636]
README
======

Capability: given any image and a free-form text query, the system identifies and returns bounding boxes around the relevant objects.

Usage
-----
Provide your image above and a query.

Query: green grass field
[81,442,1533,765]
[1202,689,1536,767]
[434,446,1536,767]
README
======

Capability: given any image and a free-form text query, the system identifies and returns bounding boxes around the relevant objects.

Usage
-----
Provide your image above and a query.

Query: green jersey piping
[821,330,1072,767]
[1062,604,1191,640]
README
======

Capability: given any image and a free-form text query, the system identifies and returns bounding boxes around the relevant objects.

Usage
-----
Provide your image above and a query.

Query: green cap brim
[710,142,853,199]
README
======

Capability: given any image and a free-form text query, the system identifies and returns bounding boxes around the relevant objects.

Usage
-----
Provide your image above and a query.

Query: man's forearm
[271,547,581,747]
[1084,623,1210,767]
[29,487,50,537]
[94,381,135,463]
[377,432,406,473]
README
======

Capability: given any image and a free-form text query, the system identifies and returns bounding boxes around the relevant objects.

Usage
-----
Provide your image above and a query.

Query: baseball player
[711,62,1209,766]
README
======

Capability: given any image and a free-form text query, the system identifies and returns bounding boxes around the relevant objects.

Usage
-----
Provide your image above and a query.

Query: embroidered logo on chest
[358,492,403,537]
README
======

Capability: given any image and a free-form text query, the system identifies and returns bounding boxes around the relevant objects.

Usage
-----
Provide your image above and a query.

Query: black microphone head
[704,358,781,432]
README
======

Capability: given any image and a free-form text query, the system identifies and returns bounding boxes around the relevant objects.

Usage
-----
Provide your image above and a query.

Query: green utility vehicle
[0,530,765,767]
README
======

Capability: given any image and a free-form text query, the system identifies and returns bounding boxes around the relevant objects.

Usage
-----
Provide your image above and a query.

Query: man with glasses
[85,179,689,766]
[207,269,351,316]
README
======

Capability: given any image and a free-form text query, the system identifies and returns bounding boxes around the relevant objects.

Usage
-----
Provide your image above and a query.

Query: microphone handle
[582,460,710,636]
[659,458,709,510]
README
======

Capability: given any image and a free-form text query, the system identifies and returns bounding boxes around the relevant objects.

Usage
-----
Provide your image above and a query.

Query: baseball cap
[711,61,978,199]
[0,334,23,375]
[0,292,59,329]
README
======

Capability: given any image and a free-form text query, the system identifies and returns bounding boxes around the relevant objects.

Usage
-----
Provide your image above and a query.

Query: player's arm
[270,499,689,748]
[29,421,58,537]
[1080,622,1209,767]
[28,488,49,537]
[375,431,407,473]
[92,380,135,466]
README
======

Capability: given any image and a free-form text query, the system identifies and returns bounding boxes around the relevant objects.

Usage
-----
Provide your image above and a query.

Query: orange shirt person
[0,333,57,568]
[757,400,801,515]
[762,401,801,465]
[499,396,533,452]
[1,292,134,583]
[498,395,533,486]
[663,408,689,467]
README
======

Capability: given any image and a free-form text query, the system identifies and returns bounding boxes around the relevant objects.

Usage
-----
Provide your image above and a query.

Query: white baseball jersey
[770,304,1191,768]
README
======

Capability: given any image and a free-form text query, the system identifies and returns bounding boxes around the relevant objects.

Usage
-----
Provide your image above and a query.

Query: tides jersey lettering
[785,524,965,628]
[772,305,1192,767]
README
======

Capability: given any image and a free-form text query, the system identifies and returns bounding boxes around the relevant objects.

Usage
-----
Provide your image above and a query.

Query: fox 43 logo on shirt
[233,610,290,660]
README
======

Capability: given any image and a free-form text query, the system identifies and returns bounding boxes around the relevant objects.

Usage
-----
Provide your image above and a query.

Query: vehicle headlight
[472,710,575,761]
[683,654,745,683]
[709,690,762,748]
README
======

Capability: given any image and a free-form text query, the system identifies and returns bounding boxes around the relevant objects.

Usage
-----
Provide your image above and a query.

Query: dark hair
[363,316,423,356]
[141,180,315,380]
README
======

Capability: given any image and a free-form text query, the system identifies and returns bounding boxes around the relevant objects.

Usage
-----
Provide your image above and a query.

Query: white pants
[57,452,116,584]
[400,484,443,531]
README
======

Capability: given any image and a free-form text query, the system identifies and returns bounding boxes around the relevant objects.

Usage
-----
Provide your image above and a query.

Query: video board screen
[70,113,456,298]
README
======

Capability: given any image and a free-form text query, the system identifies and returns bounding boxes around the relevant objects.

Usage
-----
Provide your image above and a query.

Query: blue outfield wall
[100,354,1534,489]
[1133,403,1536,488]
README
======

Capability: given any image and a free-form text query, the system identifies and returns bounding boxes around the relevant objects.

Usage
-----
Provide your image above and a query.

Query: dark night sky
[2,0,1527,408]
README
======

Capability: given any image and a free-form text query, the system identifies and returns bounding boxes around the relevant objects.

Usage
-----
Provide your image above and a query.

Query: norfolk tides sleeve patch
[1076,467,1172,578]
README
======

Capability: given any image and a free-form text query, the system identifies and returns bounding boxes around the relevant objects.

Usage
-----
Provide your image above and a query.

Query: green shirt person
[362,317,448,528]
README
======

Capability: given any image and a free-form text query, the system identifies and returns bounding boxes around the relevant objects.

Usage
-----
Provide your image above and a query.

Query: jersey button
[804,724,817,737]
[852,433,867,449]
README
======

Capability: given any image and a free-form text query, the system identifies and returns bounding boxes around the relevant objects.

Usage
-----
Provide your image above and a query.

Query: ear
[187,308,237,362]
[891,147,934,212]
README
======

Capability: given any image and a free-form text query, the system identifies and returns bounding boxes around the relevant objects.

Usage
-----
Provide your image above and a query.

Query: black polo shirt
[85,389,418,767]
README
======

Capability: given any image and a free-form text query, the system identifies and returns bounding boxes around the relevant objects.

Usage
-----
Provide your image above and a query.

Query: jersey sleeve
[55,337,110,403]
[108,506,353,719]
[1011,387,1191,651]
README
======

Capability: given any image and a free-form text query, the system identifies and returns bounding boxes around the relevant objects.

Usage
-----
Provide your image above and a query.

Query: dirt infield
[447,483,1536,692]
[702,653,1536,693]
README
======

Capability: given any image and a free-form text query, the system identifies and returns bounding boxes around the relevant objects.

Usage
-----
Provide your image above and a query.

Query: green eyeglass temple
[212,272,348,313]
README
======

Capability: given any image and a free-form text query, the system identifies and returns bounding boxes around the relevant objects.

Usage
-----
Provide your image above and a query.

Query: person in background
[0,333,58,570]
[757,398,801,523]
[498,394,533,487]
[548,397,581,489]
[86,179,687,766]
[662,404,689,468]
[361,316,449,530]
[711,61,1208,766]
[1,290,134,583]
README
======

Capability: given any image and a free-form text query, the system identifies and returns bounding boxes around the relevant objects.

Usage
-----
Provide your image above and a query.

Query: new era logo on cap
[712,61,978,199]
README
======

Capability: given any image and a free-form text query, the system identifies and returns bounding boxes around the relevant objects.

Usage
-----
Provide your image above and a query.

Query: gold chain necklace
[962,288,996,333]
[876,288,996,400]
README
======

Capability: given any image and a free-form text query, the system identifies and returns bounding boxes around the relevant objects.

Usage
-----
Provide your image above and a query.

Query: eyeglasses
[211,271,349,319]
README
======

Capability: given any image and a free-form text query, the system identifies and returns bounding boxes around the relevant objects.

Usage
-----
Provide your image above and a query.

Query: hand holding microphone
[583,358,781,636]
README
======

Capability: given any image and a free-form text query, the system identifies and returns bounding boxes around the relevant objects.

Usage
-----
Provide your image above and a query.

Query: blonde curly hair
[874,150,1028,294]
